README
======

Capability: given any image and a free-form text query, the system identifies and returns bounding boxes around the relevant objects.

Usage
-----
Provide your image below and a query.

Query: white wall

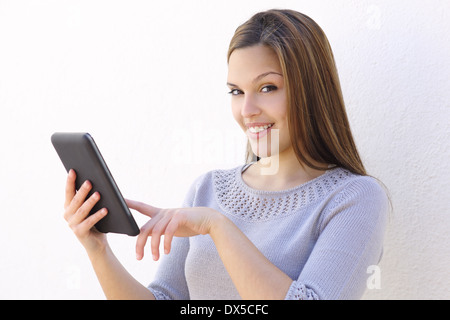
[0,0,448,299]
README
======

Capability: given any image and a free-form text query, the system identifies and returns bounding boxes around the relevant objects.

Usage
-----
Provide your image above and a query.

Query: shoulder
[312,167,389,209]
[189,165,242,191]
[335,173,390,209]
[318,170,390,232]
[181,165,242,207]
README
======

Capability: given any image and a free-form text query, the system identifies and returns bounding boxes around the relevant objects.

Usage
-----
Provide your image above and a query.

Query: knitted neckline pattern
[212,165,353,222]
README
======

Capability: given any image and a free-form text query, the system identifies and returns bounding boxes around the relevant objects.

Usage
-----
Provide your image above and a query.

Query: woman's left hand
[125,199,221,261]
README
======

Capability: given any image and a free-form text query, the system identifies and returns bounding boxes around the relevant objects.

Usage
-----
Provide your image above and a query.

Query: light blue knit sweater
[148,164,389,300]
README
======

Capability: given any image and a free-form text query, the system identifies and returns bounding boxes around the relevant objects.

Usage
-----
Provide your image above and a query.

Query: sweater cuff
[147,286,172,300]
[285,281,320,300]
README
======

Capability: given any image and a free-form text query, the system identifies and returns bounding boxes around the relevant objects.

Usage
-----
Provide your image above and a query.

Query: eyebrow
[227,71,283,87]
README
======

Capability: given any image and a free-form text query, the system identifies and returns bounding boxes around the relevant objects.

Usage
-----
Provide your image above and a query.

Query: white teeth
[248,124,273,133]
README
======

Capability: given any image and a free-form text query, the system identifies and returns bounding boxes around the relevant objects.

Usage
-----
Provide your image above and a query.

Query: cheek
[279,115,292,147]
[231,101,246,130]
[275,93,288,121]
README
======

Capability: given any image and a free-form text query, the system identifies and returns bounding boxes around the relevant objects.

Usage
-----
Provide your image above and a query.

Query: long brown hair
[228,9,366,176]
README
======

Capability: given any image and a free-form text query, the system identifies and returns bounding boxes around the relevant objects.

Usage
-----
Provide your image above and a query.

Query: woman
[63,9,389,300]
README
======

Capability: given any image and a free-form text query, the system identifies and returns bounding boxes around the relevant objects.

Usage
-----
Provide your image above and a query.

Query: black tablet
[51,132,140,236]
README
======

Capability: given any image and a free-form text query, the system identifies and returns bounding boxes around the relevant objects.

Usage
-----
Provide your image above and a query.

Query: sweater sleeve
[285,176,389,300]
[147,174,205,300]
[147,236,190,300]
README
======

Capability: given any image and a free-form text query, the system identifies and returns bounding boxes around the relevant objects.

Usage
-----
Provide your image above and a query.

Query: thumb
[125,199,160,218]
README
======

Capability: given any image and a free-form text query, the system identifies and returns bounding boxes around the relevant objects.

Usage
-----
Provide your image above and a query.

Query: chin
[248,128,283,159]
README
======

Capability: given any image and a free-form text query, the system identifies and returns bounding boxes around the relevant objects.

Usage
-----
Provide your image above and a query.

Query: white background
[0,0,449,299]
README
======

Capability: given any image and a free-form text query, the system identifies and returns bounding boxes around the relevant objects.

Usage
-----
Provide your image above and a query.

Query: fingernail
[152,254,158,261]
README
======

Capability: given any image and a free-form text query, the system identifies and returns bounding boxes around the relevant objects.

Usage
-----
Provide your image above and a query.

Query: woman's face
[227,44,291,158]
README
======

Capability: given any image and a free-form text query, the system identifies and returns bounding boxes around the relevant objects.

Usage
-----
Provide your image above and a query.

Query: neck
[254,147,328,188]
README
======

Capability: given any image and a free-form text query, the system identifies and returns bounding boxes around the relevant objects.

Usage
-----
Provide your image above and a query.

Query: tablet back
[51,132,140,236]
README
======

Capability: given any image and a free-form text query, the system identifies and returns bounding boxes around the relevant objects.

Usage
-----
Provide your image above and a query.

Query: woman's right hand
[63,169,109,254]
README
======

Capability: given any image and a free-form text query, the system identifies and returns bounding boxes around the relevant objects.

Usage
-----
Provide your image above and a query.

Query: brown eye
[261,85,277,93]
[228,89,243,96]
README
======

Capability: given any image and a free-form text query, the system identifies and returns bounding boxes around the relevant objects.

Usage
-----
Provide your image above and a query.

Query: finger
[64,180,92,221]
[135,212,166,260]
[150,215,171,261]
[136,221,154,260]
[67,180,92,211]
[79,207,108,231]
[126,199,160,218]
[163,217,179,255]
[68,191,101,227]
[64,169,76,210]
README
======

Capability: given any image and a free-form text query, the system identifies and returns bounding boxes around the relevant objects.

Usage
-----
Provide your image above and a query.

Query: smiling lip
[245,122,274,128]
[245,122,274,139]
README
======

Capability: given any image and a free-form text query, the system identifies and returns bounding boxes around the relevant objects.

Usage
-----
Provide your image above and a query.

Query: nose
[241,93,261,118]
